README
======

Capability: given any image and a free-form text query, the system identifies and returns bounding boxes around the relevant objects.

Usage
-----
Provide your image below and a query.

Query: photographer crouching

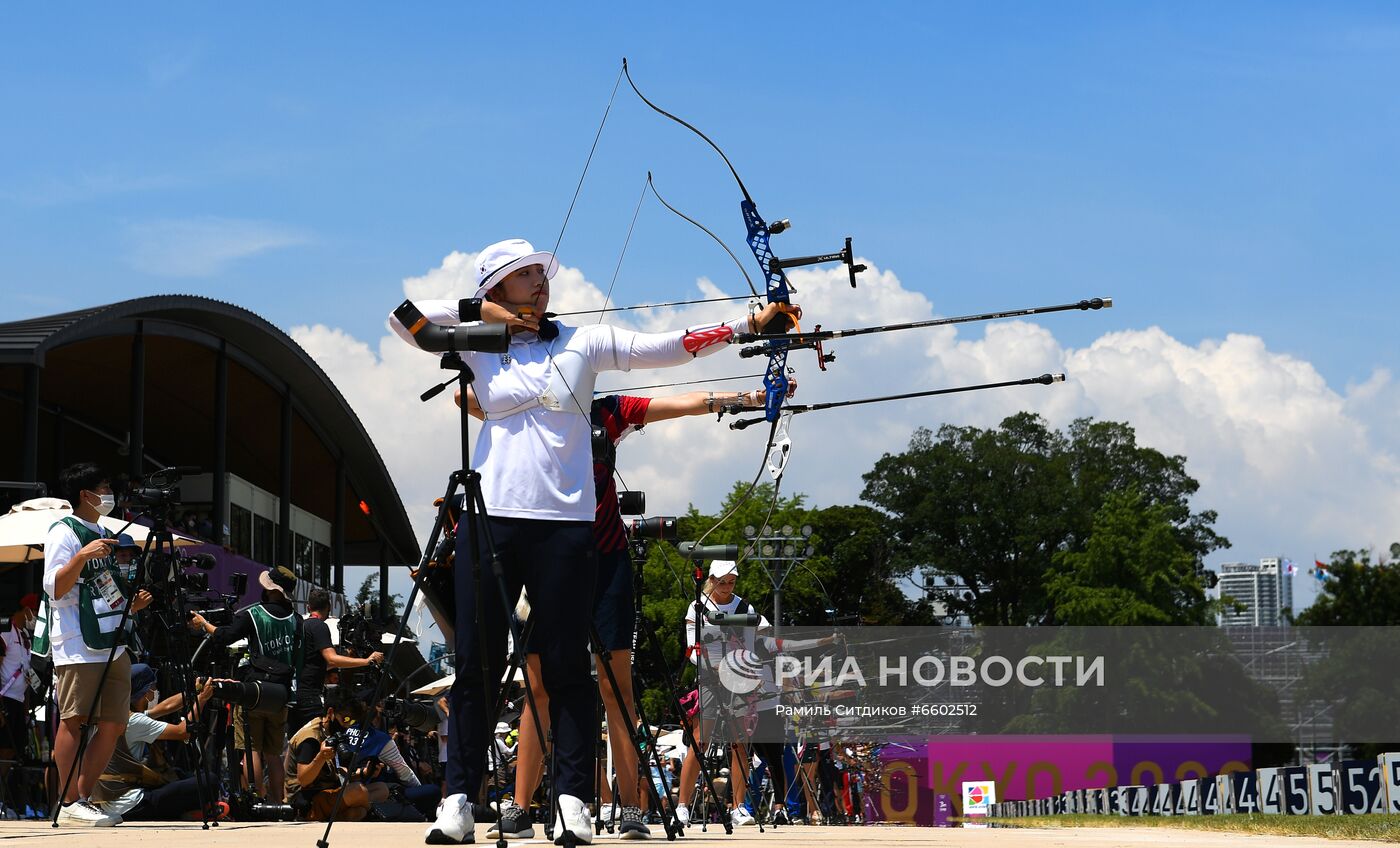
[90,663,221,820]
[285,685,398,821]
[188,565,303,803]
[292,589,383,733]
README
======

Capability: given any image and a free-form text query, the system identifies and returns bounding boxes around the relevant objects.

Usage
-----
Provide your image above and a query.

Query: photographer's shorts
[55,652,131,723]
[234,705,289,754]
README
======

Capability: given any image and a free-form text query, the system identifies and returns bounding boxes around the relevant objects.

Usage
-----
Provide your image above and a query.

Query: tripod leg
[637,623,731,834]
[322,471,463,846]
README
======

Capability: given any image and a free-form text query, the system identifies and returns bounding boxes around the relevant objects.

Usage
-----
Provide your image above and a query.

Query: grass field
[1002,814,1400,842]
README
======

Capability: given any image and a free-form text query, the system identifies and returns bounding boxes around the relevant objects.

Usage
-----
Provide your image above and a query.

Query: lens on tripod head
[383,696,440,732]
[628,516,677,541]
[617,491,646,516]
[211,679,289,715]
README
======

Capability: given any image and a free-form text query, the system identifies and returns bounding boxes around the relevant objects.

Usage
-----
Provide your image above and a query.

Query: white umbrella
[0,498,200,563]
[412,673,455,696]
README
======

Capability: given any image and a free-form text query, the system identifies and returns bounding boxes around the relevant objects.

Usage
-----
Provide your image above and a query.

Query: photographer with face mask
[33,462,154,826]
[285,685,393,821]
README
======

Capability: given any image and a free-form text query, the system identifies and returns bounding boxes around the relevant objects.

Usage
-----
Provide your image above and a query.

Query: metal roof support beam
[279,386,293,572]
[128,324,145,481]
[334,459,346,593]
[378,542,389,615]
[21,364,39,483]
[213,343,229,544]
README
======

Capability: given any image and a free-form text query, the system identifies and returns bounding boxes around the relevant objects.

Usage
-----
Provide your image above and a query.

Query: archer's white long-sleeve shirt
[391,301,744,521]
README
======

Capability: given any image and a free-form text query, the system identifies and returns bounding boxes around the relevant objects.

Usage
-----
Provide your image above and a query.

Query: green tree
[1046,489,1216,626]
[860,413,1226,625]
[631,483,935,720]
[1294,546,1400,626]
[355,572,403,620]
[1292,545,1400,760]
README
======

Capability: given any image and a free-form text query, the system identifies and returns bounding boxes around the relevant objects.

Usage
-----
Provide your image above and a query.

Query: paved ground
[0,821,1394,847]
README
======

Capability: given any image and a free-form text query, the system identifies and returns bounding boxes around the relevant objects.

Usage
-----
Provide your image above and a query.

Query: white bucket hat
[473,238,559,298]
[708,560,738,579]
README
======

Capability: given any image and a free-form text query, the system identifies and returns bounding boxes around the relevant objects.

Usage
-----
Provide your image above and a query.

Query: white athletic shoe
[731,807,756,827]
[675,804,690,826]
[57,800,119,827]
[552,793,594,846]
[426,793,475,844]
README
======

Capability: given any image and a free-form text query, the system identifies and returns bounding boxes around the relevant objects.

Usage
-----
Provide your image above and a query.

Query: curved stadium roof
[0,295,419,566]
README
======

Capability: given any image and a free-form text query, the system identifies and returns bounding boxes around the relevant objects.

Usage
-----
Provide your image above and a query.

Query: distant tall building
[1217,557,1294,626]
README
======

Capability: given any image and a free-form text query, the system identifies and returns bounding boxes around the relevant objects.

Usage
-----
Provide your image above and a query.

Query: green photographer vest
[31,517,130,656]
[248,603,303,674]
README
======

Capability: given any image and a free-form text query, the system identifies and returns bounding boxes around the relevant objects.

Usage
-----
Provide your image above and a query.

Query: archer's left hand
[752,302,802,334]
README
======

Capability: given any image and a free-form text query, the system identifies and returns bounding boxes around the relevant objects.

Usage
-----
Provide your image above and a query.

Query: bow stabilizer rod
[725,373,1066,430]
[735,297,1113,356]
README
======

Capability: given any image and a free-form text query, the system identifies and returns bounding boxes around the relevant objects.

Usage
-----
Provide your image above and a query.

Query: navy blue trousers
[444,516,596,801]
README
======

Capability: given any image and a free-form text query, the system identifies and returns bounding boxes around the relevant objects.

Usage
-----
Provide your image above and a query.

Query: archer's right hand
[481,300,541,334]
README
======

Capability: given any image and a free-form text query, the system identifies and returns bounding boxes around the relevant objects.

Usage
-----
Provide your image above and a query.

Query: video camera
[339,602,386,656]
[121,465,198,521]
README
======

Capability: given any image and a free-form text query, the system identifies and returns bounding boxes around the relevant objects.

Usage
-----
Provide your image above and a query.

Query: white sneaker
[600,804,615,825]
[57,800,119,827]
[97,789,145,819]
[731,808,756,827]
[552,793,593,846]
[426,793,475,844]
[675,804,690,826]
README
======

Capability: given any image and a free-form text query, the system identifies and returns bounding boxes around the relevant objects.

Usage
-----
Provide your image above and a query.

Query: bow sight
[769,236,866,289]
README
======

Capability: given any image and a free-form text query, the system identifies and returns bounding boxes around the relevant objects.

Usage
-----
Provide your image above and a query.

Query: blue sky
[3,4,1397,387]
[5,5,1399,619]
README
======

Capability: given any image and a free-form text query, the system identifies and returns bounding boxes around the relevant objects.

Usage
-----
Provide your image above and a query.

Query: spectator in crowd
[1,594,39,816]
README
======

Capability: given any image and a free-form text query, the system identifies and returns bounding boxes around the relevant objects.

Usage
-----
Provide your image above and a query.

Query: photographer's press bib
[32,517,131,658]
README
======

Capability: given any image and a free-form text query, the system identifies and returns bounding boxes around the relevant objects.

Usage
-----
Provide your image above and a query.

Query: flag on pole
[1313,559,1329,582]
[1283,558,1296,576]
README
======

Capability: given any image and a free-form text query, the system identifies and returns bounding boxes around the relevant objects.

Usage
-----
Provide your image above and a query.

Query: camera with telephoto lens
[210,679,290,716]
[236,800,296,821]
[617,490,646,516]
[627,516,677,541]
[382,695,439,732]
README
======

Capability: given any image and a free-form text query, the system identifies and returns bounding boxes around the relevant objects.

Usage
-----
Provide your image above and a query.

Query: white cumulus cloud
[292,252,1400,614]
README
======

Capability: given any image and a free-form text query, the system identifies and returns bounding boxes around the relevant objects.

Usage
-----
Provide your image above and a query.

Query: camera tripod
[625,537,735,835]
